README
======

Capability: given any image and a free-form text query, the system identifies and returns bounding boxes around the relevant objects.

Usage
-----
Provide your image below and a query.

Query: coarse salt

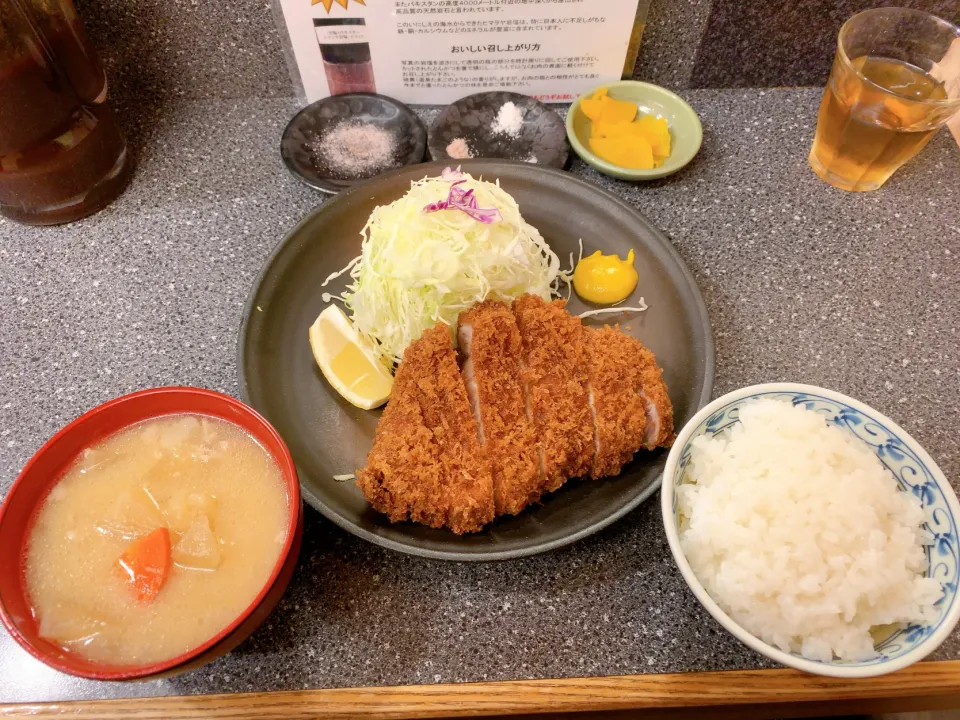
[313,122,396,176]
[446,137,473,159]
[491,101,524,138]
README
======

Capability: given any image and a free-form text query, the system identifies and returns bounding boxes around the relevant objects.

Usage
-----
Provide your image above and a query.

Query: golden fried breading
[356,301,674,532]
[458,301,544,516]
[635,340,675,449]
[583,325,649,478]
[355,325,495,534]
[512,294,595,489]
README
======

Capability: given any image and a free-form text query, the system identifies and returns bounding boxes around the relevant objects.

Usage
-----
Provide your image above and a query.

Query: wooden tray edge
[3,660,960,719]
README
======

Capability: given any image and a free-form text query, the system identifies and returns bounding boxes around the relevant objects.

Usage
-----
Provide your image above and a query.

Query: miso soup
[25,414,290,665]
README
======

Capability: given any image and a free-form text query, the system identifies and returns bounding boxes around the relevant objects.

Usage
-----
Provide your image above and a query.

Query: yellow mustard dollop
[573,249,638,305]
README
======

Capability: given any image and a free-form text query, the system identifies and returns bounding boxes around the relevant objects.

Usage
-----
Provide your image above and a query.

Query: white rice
[677,398,943,662]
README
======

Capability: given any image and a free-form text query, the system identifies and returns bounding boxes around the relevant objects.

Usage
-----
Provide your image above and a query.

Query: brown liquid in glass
[0,1,132,225]
[810,56,949,192]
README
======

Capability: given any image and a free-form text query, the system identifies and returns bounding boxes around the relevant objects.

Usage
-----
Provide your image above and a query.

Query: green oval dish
[566,80,703,181]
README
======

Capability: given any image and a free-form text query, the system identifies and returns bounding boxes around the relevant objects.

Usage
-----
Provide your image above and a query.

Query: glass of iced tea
[809,8,960,192]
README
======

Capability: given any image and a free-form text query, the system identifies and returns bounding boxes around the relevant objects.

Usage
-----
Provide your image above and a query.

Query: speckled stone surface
[2,87,959,703]
[75,0,293,103]
[690,0,959,89]
[632,0,713,88]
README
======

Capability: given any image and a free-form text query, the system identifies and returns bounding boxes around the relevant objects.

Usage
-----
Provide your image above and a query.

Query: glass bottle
[314,18,376,96]
[0,0,132,225]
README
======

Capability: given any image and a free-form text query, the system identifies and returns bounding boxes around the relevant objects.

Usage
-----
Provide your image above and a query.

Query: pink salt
[446,137,473,159]
[314,122,396,175]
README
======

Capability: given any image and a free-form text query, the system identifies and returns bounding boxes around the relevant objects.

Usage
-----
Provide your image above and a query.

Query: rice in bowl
[677,398,943,662]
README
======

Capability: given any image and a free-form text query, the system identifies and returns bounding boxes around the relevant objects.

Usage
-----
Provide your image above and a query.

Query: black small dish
[281,93,427,194]
[428,91,569,169]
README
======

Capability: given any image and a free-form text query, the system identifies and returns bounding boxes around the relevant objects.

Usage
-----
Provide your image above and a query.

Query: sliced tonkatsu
[458,301,545,516]
[583,325,649,478]
[355,325,495,534]
[634,341,674,450]
[512,294,595,490]
[355,297,675,533]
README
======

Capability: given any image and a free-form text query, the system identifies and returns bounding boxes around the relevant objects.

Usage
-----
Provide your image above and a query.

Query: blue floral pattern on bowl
[669,390,959,669]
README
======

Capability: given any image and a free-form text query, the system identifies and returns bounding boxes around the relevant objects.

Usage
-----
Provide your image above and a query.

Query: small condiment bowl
[0,387,303,681]
[281,93,427,194]
[566,80,702,181]
[661,382,960,678]
[428,91,569,169]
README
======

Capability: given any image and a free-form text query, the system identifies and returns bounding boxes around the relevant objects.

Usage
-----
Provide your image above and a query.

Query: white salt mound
[491,101,524,138]
[677,399,942,662]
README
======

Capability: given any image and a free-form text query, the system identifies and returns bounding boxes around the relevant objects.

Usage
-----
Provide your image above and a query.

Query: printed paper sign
[277,0,642,103]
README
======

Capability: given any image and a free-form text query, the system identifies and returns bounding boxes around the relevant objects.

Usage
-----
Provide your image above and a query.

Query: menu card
[273,0,649,104]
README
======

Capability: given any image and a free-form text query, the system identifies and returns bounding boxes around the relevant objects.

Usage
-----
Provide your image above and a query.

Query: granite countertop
[1,87,958,704]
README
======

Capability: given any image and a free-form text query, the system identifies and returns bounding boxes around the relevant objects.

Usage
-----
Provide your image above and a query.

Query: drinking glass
[0,0,133,225]
[809,8,960,192]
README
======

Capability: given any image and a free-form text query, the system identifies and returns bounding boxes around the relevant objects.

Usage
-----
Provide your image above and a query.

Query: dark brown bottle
[0,0,132,225]
[314,18,376,96]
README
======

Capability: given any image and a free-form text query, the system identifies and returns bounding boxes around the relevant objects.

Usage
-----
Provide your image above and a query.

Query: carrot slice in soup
[116,527,171,603]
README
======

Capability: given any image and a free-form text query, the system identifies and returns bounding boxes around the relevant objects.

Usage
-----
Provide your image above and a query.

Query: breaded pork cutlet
[635,341,675,450]
[583,325,649,478]
[355,325,495,534]
[458,301,544,516]
[513,294,595,489]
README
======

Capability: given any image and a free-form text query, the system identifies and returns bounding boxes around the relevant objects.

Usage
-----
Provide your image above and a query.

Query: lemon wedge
[308,306,393,409]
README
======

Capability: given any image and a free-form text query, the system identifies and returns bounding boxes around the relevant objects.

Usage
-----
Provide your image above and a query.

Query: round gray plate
[428,92,569,168]
[281,93,426,194]
[239,160,714,561]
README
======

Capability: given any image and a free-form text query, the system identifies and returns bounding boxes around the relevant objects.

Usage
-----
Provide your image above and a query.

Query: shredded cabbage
[324,170,567,366]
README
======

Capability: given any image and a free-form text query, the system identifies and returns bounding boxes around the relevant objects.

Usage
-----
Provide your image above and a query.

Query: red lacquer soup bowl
[0,387,303,680]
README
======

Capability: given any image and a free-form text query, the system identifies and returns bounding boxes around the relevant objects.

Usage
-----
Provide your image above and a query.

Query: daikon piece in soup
[24,414,290,665]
